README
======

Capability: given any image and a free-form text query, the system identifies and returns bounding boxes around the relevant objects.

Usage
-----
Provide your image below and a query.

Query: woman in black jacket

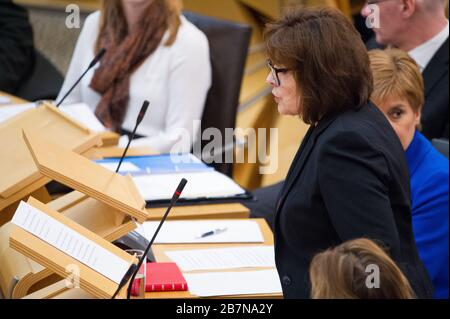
[265,7,433,299]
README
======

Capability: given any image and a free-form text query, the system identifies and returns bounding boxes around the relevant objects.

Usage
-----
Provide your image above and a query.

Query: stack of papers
[133,171,246,201]
[96,154,248,203]
[136,220,264,244]
[165,246,276,272]
[184,270,282,297]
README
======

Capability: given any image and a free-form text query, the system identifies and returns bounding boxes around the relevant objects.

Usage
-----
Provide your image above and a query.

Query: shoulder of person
[173,15,209,48]
[319,120,377,151]
[316,104,409,181]
[73,11,100,51]
[83,10,101,32]
[319,103,392,147]
[412,160,449,211]
[418,146,449,183]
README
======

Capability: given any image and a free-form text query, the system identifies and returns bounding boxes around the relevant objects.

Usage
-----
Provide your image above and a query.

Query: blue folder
[95,153,214,176]
[95,153,253,206]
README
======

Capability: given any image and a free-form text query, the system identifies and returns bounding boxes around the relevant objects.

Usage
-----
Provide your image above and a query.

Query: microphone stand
[116,101,150,173]
[110,178,188,299]
[56,48,106,107]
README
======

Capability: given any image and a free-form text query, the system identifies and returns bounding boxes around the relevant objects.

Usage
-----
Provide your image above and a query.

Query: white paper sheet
[165,246,275,272]
[136,220,264,244]
[184,270,282,297]
[0,103,36,123]
[0,96,11,104]
[60,103,106,132]
[133,171,246,201]
[12,201,130,284]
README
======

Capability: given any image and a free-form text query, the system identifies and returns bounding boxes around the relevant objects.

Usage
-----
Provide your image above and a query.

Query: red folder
[132,262,188,295]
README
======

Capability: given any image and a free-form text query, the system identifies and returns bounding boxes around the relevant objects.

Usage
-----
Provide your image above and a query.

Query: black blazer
[274,102,433,299]
[421,38,449,140]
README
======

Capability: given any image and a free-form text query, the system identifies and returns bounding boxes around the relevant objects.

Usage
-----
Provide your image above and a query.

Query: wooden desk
[0,92,121,148]
[147,203,249,221]
[0,92,251,220]
[146,218,281,299]
[23,219,281,299]
[1,91,256,298]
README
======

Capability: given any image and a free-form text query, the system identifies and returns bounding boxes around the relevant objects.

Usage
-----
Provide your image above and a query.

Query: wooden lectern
[0,129,149,298]
[9,197,137,299]
[0,102,102,224]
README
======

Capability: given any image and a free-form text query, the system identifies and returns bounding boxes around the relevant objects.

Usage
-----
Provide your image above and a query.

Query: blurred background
[11,0,391,190]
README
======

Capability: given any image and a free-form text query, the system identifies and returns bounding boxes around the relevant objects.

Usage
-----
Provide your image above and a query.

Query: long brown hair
[265,7,373,124]
[309,238,415,299]
[95,0,182,52]
[90,0,182,130]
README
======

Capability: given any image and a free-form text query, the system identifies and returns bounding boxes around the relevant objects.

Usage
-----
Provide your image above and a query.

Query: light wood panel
[23,129,149,223]
[147,203,250,221]
[9,197,137,299]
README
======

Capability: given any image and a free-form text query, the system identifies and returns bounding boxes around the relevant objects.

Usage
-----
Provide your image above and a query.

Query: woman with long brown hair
[58,0,211,152]
[264,6,432,298]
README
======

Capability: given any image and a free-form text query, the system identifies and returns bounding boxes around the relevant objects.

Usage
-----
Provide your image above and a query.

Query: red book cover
[131,263,188,295]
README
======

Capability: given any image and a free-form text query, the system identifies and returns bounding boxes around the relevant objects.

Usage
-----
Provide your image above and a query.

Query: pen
[198,227,228,238]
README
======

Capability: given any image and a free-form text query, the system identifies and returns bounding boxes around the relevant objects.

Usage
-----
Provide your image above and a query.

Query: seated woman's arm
[412,170,449,298]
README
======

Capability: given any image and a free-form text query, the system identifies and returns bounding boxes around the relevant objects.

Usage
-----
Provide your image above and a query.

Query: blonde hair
[369,49,424,114]
[309,238,415,299]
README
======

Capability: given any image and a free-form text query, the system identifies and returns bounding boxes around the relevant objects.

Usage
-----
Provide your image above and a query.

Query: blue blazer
[407,131,449,299]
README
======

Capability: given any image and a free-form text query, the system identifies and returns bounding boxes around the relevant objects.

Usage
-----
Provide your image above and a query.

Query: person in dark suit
[264,7,432,299]
[362,0,449,140]
[246,0,449,238]
[421,40,449,140]
[0,0,34,94]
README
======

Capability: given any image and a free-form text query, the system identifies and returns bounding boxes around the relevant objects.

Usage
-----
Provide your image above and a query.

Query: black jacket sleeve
[0,0,35,93]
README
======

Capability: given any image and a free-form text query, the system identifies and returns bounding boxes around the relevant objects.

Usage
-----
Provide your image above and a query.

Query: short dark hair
[265,7,373,124]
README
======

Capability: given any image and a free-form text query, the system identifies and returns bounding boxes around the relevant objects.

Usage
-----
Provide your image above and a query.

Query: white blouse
[57,11,212,153]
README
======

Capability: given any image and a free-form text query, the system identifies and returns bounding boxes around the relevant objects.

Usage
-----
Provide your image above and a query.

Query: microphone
[124,178,188,299]
[111,263,138,299]
[56,48,106,107]
[115,100,150,173]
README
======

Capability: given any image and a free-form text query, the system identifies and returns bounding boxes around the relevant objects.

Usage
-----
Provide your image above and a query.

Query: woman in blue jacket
[369,49,449,299]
